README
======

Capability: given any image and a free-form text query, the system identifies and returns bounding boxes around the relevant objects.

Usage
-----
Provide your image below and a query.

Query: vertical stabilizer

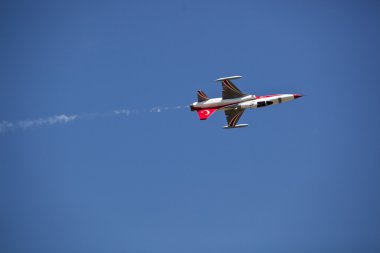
[197,90,209,102]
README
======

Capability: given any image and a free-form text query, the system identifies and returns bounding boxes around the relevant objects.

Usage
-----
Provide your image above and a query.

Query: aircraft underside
[191,76,303,128]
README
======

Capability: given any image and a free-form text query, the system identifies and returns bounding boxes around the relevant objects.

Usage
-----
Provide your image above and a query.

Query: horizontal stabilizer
[223,124,248,129]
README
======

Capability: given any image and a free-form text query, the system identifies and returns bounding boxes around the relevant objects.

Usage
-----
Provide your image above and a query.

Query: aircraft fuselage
[190,75,303,128]
[190,94,301,111]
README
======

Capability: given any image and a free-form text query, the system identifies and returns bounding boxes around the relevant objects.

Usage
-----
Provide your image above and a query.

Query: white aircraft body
[190,76,303,129]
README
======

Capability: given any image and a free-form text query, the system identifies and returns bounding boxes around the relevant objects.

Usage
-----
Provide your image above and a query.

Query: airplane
[190,76,303,129]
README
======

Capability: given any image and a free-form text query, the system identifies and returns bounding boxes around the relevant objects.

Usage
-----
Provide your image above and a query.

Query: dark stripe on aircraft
[197,91,208,99]
[229,110,243,127]
[224,80,239,93]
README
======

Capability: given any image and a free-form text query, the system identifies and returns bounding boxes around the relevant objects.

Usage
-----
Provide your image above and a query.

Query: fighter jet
[190,76,303,129]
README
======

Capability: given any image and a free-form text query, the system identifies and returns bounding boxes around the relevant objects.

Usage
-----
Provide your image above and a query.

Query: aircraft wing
[217,76,247,99]
[224,109,245,128]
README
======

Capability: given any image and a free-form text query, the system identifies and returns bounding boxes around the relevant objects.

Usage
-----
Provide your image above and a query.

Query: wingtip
[223,124,249,129]
[216,75,242,82]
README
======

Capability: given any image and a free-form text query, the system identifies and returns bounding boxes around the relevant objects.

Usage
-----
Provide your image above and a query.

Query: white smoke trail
[113,109,132,116]
[0,105,187,133]
[0,121,14,133]
[0,114,78,133]
[149,105,187,113]
[114,105,186,115]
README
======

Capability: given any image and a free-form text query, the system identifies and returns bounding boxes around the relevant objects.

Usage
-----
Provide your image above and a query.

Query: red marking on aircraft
[197,109,217,120]
[190,76,303,128]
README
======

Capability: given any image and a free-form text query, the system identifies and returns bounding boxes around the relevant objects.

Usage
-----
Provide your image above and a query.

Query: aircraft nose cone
[293,94,303,99]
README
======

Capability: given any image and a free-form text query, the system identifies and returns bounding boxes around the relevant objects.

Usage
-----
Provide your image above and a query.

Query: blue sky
[1,1,380,252]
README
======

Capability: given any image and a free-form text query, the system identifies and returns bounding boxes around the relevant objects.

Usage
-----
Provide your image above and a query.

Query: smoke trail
[0,114,78,133]
[149,105,186,113]
[113,109,132,116]
[113,105,186,115]
[0,105,187,133]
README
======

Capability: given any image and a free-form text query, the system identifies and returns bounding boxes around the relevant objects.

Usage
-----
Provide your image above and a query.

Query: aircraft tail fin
[197,90,209,102]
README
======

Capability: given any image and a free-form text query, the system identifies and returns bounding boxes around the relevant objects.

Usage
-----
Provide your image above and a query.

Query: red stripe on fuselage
[255,95,278,99]
[192,95,278,111]
[196,101,241,111]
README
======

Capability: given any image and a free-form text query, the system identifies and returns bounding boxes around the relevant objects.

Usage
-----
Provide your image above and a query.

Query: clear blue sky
[1,1,380,252]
